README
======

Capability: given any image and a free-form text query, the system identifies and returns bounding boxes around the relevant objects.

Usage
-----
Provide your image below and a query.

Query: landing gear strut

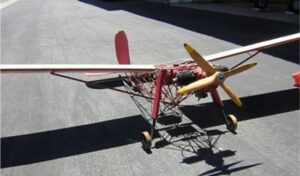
[211,89,238,134]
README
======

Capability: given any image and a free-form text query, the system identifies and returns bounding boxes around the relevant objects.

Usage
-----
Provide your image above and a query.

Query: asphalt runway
[1,0,299,175]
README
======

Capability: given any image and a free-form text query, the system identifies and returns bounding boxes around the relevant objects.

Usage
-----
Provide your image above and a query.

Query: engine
[175,70,197,86]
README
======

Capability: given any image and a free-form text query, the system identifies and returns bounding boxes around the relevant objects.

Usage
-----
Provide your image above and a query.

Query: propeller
[177,43,257,107]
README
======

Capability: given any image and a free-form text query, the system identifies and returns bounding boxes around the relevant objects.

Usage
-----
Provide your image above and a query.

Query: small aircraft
[1,31,299,150]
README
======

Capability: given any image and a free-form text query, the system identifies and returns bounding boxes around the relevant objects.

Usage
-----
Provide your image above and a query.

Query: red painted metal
[210,89,224,108]
[115,31,130,64]
[292,72,300,87]
[151,71,164,119]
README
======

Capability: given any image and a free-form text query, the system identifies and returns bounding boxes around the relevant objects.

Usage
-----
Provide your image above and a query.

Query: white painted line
[0,0,20,10]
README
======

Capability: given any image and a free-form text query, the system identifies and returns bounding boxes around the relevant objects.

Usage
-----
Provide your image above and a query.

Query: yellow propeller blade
[224,62,257,78]
[181,44,257,107]
[220,82,242,107]
[177,72,219,95]
[184,43,216,75]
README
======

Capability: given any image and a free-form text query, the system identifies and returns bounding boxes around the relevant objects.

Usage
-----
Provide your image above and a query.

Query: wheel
[141,131,152,150]
[287,0,299,14]
[292,0,299,13]
[254,0,268,10]
[226,114,238,133]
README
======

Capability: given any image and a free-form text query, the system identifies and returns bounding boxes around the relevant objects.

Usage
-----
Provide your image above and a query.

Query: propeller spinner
[177,43,257,107]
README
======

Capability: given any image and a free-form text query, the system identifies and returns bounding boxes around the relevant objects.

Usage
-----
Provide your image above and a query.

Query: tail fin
[115,31,130,64]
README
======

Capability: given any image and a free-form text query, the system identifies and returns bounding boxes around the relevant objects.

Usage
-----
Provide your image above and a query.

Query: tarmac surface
[1,0,299,175]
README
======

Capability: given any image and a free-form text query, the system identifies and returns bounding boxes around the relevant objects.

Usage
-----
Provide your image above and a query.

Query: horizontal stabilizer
[86,76,125,89]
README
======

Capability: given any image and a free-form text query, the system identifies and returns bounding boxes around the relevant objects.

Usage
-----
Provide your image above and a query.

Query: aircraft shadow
[180,88,299,128]
[154,128,261,175]
[198,161,262,176]
[182,142,262,176]
[78,0,299,63]
[1,88,298,168]
[1,115,150,168]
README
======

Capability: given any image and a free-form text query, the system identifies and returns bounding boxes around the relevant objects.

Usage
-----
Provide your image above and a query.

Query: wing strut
[51,72,87,83]
[230,51,260,69]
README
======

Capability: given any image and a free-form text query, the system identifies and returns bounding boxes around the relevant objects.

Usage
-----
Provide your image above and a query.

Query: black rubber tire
[254,0,269,10]
[141,131,152,150]
[287,0,299,14]
[226,114,238,133]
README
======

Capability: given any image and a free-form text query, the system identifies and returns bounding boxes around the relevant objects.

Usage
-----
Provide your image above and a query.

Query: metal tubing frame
[151,70,165,120]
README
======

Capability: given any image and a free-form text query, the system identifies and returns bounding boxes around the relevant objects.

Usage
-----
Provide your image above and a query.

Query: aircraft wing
[204,33,300,62]
[1,33,299,73]
[0,64,156,73]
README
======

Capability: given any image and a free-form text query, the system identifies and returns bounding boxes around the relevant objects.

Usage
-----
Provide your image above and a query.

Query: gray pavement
[1,0,299,176]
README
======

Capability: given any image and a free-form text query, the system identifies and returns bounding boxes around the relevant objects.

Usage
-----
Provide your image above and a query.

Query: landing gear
[254,0,268,10]
[211,89,238,134]
[141,118,157,150]
[141,131,152,150]
[219,108,238,134]
[226,114,238,133]
[287,0,299,14]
